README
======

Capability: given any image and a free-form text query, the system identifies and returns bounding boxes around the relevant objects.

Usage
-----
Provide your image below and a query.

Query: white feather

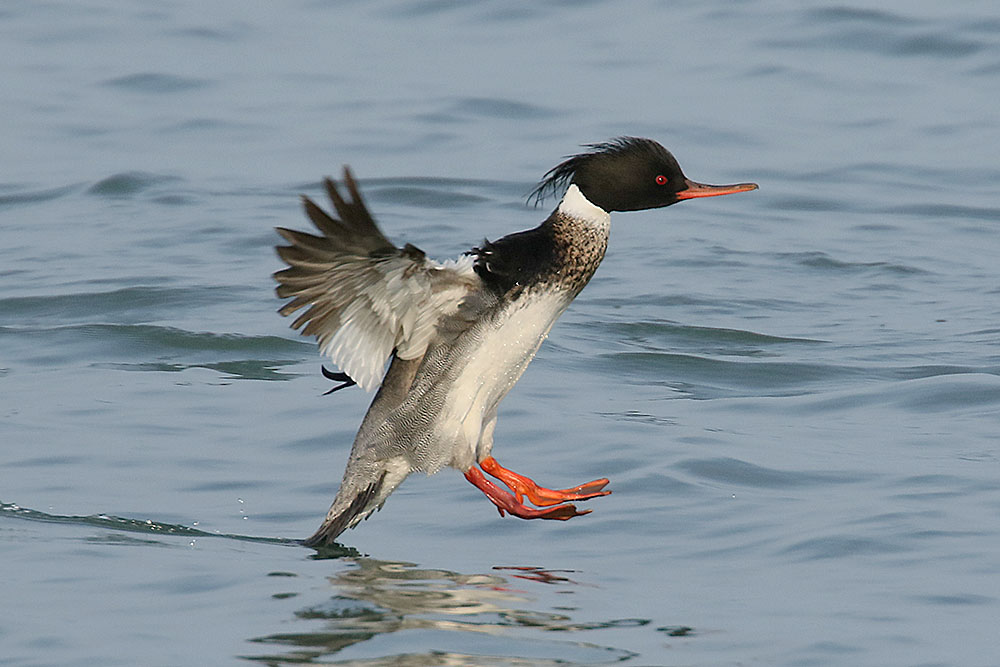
[558,183,610,228]
[317,253,478,391]
[430,288,574,472]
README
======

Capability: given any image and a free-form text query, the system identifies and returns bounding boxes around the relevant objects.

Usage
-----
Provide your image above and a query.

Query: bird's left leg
[479,456,611,507]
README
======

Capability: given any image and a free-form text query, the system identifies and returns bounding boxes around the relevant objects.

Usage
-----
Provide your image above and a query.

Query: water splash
[0,501,299,547]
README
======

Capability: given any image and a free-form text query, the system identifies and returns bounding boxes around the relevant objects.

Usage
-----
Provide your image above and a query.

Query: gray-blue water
[3,1,999,665]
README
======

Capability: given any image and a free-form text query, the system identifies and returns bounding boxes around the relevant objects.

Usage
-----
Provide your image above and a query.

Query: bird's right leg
[464,467,589,520]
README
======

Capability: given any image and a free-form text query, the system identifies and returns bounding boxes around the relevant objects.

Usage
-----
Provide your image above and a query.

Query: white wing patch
[313,254,478,391]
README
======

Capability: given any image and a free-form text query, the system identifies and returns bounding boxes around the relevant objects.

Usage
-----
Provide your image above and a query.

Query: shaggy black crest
[528,137,681,206]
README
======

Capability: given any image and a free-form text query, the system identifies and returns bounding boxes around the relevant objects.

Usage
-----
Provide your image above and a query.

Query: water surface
[3,1,1000,665]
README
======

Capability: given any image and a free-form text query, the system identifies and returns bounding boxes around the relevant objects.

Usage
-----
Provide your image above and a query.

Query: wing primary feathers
[321,169,393,252]
[300,196,349,238]
[273,166,482,392]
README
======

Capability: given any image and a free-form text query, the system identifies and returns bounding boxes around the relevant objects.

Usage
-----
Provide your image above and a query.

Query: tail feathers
[302,471,387,548]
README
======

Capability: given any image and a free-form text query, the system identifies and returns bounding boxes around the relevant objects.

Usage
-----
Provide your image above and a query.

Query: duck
[274,137,757,546]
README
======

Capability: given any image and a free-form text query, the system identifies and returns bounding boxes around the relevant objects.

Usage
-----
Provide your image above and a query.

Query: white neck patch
[557,184,610,228]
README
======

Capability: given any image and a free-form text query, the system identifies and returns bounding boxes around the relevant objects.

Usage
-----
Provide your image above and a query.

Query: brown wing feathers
[274,167,399,323]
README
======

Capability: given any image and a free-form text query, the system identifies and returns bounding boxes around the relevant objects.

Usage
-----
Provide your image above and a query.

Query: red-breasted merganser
[274,137,757,546]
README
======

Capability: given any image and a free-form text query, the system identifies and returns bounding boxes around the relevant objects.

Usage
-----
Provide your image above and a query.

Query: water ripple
[780,251,928,275]
[0,184,78,207]
[885,202,1000,223]
[784,373,1000,415]
[771,8,986,58]
[87,172,181,198]
[807,7,916,26]
[369,185,488,208]
[449,96,559,120]
[1,323,308,379]
[590,320,820,348]
[781,535,908,561]
[595,351,859,398]
[102,72,211,93]
[0,286,240,325]
[676,457,865,489]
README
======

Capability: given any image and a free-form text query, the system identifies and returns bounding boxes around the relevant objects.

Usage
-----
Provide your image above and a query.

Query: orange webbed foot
[464,467,592,521]
[479,456,611,507]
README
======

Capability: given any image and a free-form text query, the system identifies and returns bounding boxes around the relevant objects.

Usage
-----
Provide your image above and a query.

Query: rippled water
[3,1,1000,665]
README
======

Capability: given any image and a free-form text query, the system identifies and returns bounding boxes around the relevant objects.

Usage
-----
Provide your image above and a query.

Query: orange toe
[479,456,612,507]
[465,467,591,521]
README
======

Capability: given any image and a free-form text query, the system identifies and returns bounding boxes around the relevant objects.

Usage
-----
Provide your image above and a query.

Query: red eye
[655,175,668,185]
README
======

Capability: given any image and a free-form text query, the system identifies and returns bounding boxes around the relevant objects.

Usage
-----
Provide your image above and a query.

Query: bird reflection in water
[246,557,648,664]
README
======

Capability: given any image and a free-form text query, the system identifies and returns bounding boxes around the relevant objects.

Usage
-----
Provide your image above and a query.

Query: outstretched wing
[274,167,481,391]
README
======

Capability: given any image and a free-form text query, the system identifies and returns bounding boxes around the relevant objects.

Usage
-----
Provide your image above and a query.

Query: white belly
[439,289,572,470]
